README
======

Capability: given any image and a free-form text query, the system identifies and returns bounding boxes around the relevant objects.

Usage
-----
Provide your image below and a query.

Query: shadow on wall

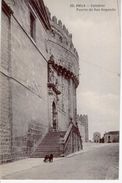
[13,120,44,158]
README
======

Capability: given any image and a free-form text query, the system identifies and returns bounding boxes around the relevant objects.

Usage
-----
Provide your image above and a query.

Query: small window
[30,12,36,41]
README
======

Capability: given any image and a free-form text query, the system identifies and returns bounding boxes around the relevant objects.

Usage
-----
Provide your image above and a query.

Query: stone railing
[59,123,72,156]
[60,122,83,156]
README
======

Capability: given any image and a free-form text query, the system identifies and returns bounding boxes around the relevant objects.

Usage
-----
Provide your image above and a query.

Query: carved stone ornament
[49,67,54,83]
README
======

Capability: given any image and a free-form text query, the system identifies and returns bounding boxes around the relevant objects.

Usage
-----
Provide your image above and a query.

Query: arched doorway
[52,102,57,130]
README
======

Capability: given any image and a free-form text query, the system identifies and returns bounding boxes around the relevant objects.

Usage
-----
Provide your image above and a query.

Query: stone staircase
[31,131,66,158]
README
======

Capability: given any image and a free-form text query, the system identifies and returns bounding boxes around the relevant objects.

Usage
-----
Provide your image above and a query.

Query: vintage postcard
[0,0,120,181]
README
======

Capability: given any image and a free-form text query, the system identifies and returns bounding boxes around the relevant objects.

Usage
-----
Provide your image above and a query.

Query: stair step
[31,131,66,158]
[36,148,60,151]
[41,140,60,142]
[37,146,59,149]
[40,142,59,145]
[36,149,59,151]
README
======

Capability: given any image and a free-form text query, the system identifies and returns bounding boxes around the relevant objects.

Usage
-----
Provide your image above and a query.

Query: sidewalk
[0,143,113,178]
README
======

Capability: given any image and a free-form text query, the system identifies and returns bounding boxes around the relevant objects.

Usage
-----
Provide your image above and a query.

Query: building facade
[93,132,101,143]
[77,114,89,142]
[104,131,119,143]
[0,0,82,163]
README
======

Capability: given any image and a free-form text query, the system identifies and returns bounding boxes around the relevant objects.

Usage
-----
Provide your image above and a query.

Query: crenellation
[63,24,66,32]
[49,15,79,59]
[58,20,62,27]
[52,16,57,24]
[76,51,79,58]
[74,48,76,53]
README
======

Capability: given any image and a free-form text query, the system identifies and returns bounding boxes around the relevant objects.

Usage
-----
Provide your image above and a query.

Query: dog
[43,155,49,162]
[49,154,53,162]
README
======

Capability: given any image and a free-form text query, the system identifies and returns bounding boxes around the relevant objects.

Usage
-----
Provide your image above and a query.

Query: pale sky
[44,0,120,139]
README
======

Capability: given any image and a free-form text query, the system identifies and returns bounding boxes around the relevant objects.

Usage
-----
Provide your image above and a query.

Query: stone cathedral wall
[0,0,49,162]
[0,0,80,162]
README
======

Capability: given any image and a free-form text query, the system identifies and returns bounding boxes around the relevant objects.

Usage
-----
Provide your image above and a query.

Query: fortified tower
[46,8,79,132]
[77,114,89,142]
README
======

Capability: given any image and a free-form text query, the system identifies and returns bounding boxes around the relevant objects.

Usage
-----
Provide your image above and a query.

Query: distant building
[93,132,101,143]
[77,114,89,142]
[104,131,119,143]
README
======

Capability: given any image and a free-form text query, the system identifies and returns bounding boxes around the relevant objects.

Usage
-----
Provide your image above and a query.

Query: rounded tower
[46,10,79,131]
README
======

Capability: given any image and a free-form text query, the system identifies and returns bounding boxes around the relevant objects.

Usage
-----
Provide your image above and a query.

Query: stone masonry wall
[4,0,48,59]
[0,74,12,163]
[0,9,12,163]
[1,0,49,161]
[10,4,49,158]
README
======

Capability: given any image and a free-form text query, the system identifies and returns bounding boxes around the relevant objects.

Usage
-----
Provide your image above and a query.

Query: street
[2,143,119,179]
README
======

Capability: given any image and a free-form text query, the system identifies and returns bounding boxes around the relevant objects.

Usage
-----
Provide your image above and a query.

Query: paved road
[3,143,119,179]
